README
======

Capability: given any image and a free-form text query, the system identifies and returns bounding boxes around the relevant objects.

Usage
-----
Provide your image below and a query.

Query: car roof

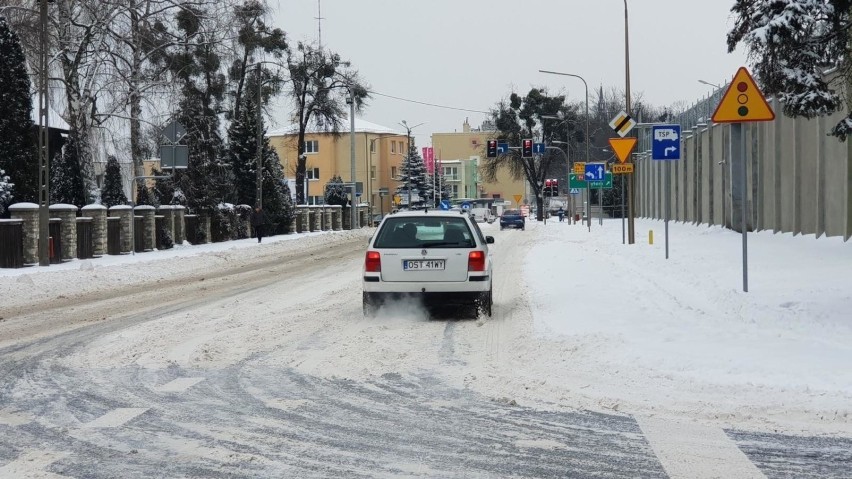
[388,210,471,219]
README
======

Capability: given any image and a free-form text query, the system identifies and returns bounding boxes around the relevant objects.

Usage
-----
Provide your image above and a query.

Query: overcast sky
[269,0,748,148]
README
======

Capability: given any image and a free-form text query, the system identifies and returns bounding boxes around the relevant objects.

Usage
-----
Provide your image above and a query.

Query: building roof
[29,100,71,131]
[267,117,400,137]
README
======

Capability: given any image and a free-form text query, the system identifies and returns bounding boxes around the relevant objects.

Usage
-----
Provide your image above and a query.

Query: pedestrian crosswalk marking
[636,416,766,479]
[84,408,149,428]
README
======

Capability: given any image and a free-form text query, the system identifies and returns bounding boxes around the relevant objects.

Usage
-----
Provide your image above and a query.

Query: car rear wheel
[478,286,492,317]
[362,292,377,317]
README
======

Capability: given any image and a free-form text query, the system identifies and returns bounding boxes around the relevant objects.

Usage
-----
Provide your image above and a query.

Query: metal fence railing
[107,217,121,255]
[76,218,94,259]
[0,219,24,268]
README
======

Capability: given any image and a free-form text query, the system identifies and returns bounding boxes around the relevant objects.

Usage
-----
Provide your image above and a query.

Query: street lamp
[623,0,635,244]
[698,79,721,89]
[538,70,590,230]
[398,120,425,209]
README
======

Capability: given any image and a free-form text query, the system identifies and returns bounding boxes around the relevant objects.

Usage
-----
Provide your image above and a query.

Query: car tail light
[468,251,485,272]
[365,251,381,272]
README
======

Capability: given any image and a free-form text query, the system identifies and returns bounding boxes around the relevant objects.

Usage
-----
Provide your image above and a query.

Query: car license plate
[403,259,445,270]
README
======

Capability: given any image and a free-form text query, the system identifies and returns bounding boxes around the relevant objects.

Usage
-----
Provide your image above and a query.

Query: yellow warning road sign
[608,137,637,164]
[573,162,586,175]
[513,194,522,204]
[612,164,634,174]
[712,67,775,123]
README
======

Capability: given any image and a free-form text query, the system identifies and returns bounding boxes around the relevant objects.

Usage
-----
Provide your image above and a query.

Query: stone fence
[1,201,365,268]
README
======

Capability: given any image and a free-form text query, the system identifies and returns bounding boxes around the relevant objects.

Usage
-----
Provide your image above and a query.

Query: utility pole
[255,63,263,208]
[349,87,357,228]
[624,0,635,244]
[37,0,50,266]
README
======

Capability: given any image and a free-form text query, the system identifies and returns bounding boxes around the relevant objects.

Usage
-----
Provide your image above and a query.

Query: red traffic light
[522,139,533,158]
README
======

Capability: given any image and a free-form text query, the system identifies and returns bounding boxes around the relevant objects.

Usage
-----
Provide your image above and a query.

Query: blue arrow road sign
[461,201,471,210]
[652,124,681,160]
[584,163,605,181]
[440,200,450,210]
[533,143,546,154]
[497,142,509,154]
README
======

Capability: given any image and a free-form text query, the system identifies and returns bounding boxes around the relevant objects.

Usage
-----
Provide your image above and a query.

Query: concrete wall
[637,97,851,241]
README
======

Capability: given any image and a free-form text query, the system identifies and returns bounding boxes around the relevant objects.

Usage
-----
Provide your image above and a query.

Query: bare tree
[285,42,369,204]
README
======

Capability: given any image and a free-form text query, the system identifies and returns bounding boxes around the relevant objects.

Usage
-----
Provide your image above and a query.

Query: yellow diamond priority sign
[712,67,775,123]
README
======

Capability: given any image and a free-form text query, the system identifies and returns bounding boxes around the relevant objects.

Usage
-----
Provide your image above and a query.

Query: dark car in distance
[500,209,525,230]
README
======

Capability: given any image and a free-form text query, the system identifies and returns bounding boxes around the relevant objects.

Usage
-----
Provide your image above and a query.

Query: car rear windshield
[373,217,476,248]
[503,210,521,215]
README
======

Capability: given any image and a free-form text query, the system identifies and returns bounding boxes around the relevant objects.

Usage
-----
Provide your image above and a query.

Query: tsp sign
[652,125,681,161]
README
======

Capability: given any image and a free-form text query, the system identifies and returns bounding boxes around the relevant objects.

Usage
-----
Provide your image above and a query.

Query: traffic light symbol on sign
[486,140,497,158]
[522,139,533,158]
[711,67,775,123]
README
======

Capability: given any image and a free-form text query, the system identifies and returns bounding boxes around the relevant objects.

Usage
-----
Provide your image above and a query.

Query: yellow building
[431,119,527,206]
[267,118,408,215]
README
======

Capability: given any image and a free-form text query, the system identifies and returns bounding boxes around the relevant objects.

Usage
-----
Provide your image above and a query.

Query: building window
[391,166,397,179]
[450,185,459,198]
[391,141,396,153]
[443,166,458,181]
[308,196,324,205]
[306,167,320,180]
[492,193,501,199]
[371,166,376,180]
[304,140,319,154]
[370,141,376,153]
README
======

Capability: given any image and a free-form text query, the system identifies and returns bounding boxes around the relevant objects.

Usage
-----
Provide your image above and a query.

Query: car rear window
[503,210,520,215]
[373,217,475,248]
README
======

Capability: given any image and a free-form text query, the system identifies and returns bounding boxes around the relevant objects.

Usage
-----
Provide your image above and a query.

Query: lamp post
[698,79,721,89]
[348,87,357,228]
[246,59,288,209]
[398,120,425,209]
[538,70,590,230]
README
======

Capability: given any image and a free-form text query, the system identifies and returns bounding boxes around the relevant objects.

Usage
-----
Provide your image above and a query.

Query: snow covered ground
[1,216,850,439]
[518,217,852,435]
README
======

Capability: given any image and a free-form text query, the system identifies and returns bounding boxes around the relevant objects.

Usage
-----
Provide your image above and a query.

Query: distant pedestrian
[557,207,565,222]
[250,204,268,243]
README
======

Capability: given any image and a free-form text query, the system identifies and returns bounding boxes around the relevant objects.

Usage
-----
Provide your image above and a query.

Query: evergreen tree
[427,168,452,207]
[135,182,154,206]
[260,149,293,233]
[0,168,12,216]
[226,80,265,206]
[149,168,179,207]
[0,16,37,204]
[728,0,852,138]
[50,138,87,207]
[324,174,348,206]
[101,156,127,207]
[395,143,430,208]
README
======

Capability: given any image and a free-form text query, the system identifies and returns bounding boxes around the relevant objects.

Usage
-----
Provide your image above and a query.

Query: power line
[369,90,489,114]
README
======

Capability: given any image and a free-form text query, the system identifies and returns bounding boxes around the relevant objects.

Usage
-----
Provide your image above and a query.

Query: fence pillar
[109,205,133,253]
[199,214,211,244]
[135,205,156,251]
[81,204,107,256]
[49,204,79,260]
[323,205,333,230]
[8,202,39,264]
[331,205,342,231]
[157,205,175,243]
[174,206,186,244]
[342,206,352,230]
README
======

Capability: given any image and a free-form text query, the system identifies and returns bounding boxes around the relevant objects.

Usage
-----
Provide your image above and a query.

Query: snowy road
[0,221,850,477]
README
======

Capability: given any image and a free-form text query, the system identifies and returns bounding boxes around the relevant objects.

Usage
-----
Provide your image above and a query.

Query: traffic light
[522,139,533,158]
[486,140,497,158]
[544,179,553,196]
[552,178,559,196]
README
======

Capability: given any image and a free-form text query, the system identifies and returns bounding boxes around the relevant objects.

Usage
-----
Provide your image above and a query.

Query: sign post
[609,137,637,244]
[652,125,682,259]
[711,67,775,292]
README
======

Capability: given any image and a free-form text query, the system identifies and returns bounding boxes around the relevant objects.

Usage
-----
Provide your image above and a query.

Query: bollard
[649,230,654,245]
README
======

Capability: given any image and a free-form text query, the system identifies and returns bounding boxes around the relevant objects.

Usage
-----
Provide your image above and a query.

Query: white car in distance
[363,210,494,318]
